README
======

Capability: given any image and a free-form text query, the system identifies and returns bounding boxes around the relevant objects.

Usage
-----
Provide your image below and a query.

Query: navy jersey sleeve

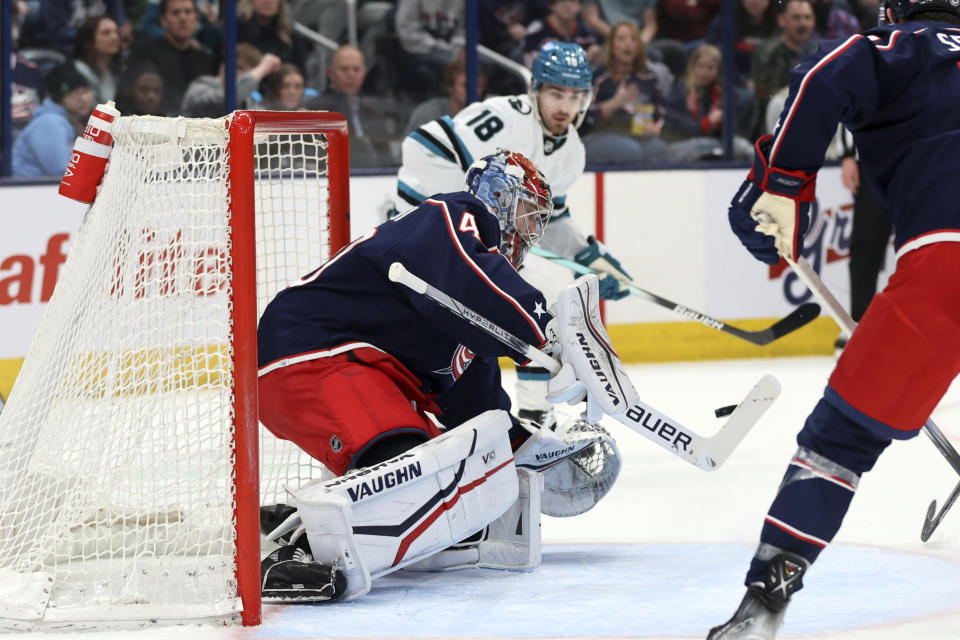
[764,25,960,247]
[765,33,881,173]
[391,192,553,363]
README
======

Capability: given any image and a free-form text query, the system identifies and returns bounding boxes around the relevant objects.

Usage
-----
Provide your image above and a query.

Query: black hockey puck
[714,404,737,418]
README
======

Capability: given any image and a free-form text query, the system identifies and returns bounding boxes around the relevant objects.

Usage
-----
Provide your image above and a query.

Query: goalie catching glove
[729,134,815,265]
[573,236,632,300]
[546,274,640,424]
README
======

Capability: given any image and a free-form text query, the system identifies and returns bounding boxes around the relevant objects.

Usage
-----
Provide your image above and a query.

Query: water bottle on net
[58,100,121,204]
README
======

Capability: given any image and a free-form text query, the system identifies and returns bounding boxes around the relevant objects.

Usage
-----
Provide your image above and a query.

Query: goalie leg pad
[406,468,545,572]
[546,275,640,423]
[295,410,519,598]
[478,468,543,570]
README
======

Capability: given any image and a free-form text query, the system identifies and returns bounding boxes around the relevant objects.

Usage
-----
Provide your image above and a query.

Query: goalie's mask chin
[466,150,553,269]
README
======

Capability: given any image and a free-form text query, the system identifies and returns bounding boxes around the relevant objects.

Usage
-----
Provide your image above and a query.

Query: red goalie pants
[259,347,442,475]
[829,241,960,436]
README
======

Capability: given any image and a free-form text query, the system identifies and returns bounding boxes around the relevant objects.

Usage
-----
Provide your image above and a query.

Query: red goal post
[0,110,349,629]
[230,111,349,626]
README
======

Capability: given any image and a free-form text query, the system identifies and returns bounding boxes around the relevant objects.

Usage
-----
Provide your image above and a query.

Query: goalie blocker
[262,409,620,600]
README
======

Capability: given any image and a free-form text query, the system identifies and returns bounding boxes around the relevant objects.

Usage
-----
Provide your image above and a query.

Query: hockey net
[0,111,349,628]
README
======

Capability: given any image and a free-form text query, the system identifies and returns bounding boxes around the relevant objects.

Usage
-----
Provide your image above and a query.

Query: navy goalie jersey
[769,21,960,250]
[257,192,553,424]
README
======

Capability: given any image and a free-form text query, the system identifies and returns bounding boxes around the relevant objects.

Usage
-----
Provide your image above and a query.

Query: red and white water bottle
[59,101,121,204]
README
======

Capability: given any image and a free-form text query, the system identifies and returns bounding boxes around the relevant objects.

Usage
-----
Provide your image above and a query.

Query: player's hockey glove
[573,237,632,300]
[729,134,816,265]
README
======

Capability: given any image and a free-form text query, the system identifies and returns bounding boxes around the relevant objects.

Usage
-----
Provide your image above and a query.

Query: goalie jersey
[397,94,589,257]
[257,192,553,425]
[770,22,960,251]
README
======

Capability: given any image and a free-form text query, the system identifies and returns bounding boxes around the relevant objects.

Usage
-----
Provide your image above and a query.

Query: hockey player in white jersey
[396,41,634,430]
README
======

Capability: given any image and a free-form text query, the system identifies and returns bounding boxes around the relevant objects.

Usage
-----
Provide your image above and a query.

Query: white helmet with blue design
[465,149,553,269]
[529,41,594,132]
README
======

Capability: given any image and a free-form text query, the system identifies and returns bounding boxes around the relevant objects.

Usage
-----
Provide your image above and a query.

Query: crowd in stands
[5,0,880,177]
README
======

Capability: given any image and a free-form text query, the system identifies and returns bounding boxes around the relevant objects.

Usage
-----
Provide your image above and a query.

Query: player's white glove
[545,275,640,423]
[573,236,632,300]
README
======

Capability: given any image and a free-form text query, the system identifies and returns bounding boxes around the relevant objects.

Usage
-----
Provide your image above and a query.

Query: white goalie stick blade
[388,261,780,471]
[614,375,780,471]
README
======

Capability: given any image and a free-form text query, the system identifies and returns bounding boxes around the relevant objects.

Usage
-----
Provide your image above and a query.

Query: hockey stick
[529,246,820,346]
[785,256,960,541]
[388,262,781,471]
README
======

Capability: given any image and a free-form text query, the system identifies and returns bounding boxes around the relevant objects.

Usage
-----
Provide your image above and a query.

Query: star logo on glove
[533,301,546,318]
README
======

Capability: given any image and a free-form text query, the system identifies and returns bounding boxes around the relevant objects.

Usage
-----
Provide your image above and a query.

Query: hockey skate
[706,553,808,640]
[261,539,347,603]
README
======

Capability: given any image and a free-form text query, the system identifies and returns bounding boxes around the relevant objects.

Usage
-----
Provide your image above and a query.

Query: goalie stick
[388,262,780,471]
[785,256,960,541]
[529,246,820,346]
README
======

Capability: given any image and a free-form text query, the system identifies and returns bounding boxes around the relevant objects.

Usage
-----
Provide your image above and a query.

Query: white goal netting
[0,114,342,628]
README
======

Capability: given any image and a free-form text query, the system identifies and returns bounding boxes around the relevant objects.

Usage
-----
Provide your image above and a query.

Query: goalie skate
[261,543,347,603]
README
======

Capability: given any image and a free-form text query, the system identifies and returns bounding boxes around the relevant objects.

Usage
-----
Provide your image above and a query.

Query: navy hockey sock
[745,397,890,585]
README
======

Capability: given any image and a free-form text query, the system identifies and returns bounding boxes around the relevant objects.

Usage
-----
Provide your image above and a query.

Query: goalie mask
[529,41,594,132]
[466,150,553,269]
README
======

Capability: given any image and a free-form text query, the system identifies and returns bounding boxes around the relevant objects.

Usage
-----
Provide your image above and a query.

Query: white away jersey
[397,94,586,222]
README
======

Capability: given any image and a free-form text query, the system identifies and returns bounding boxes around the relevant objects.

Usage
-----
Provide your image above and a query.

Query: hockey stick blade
[528,247,820,346]
[389,261,779,471]
[613,375,780,471]
[721,302,821,346]
[921,480,960,542]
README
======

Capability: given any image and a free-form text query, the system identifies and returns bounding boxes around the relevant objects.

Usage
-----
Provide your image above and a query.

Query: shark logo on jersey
[433,344,476,380]
[508,97,532,115]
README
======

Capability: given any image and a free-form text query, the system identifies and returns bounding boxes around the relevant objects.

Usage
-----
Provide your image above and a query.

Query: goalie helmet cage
[0,111,349,629]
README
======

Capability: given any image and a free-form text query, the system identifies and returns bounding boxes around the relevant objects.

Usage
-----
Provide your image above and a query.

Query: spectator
[10,55,46,136]
[475,0,548,94]
[19,0,127,55]
[309,45,402,168]
[114,62,165,115]
[523,0,602,67]
[751,0,817,131]
[652,0,722,78]
[135,0,219,53]
[663,44,756,161]
[237,0,310,74]
[582,0,657,44]
[261,63,307,110]
[126,0,214,115]
[394,0,465,100]
[181,45,282,117]
[478,0,550,59]
[812,0,861,40]
[403,58,472,136]
[13,63,93,177]
[581,20,668,164]
[705,0,778,86]
[73,15,123,103]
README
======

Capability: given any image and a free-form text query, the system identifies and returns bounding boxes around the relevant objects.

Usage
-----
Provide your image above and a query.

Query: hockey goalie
[256,150,634,601]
